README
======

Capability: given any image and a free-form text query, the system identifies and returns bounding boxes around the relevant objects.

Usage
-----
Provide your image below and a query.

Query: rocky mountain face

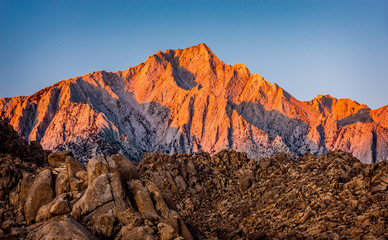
[0,43,387,163]
[1,120,387,239]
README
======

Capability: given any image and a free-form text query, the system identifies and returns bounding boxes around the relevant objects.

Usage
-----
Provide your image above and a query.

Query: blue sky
[0,0,387,109]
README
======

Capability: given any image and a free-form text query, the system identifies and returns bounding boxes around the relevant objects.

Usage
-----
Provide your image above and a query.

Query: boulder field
[0,120,387,239]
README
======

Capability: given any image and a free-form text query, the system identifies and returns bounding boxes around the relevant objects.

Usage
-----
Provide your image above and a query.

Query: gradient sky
[0,0,387,109]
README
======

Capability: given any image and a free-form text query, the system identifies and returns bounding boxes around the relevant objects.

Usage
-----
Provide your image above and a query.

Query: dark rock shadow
[232,101,329,157]
[172,65,197,90]
[337,108,373,127]
[56,72,195,162]
[154,50,197,91]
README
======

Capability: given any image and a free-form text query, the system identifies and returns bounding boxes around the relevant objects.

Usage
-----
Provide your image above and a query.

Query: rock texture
[0,43,387,164]
[0,120,193,239]
[0,120,387,239]
[138,150,388,239]
[0,120,47,164]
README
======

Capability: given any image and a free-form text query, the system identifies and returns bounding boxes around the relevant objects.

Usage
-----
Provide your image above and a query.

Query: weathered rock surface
[47,150,72,168]
[0,119,47,164]
[0,121,194,239]
[26,216,99,240]
[1,44,387,164]
[0,120,386,239]
[138,150,388,239]
[24,169,54,224]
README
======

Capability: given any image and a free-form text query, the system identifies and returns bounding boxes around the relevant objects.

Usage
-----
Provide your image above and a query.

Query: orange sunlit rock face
[0,43,387,163]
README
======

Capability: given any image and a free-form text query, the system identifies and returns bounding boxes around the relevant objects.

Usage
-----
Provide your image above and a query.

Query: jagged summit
[146,43,219,66]
[172,43,216,57]
[307,94,370,119]
[0,44,387,163]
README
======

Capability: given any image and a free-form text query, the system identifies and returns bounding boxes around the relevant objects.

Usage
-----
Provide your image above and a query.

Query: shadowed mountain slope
[1,43,387,163]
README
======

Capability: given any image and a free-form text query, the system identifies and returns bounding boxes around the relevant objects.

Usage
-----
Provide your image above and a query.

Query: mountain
[0,119,387,239]
[0,43,387,163]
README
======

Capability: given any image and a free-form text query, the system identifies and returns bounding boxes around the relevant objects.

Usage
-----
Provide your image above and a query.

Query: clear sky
[0,0,387,109]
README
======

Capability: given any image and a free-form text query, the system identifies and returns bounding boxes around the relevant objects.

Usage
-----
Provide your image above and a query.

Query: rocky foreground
[139,150,387,239]
[0,121,387,239]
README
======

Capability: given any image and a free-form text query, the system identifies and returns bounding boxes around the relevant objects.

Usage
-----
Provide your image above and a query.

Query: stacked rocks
[0,120,193,239]
[0,152,194,239]
[138,150,387,239]
[0,120,387,239]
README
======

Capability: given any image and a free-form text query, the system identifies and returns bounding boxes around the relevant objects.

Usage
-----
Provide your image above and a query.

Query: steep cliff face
[0,43,387,163]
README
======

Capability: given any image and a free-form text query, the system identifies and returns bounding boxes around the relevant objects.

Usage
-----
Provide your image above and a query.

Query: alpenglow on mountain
[1,43,387,163]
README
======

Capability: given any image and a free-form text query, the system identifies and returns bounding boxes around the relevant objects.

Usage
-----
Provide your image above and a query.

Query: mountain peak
[316,94,333,99]
[144,43,219,67]
[187,42,211,52]
[1,44,387,164]
[307,94,370,120]
[179,43,218,60]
